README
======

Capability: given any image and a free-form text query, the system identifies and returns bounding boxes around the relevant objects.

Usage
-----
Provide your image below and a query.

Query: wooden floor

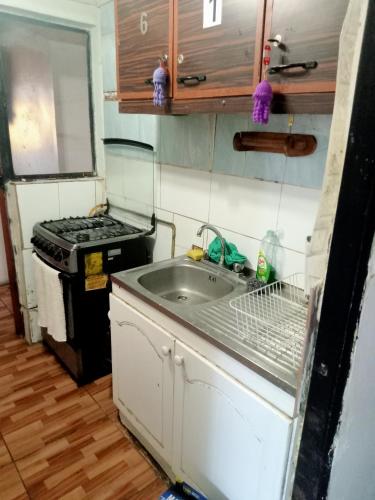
[0,285,168,500]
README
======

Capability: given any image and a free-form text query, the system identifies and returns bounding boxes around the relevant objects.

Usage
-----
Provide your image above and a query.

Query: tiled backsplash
[158,113,332,190]
[155,164,321,279]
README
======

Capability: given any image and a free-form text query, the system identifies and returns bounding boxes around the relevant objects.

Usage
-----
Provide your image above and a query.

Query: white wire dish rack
[229,274,308,372]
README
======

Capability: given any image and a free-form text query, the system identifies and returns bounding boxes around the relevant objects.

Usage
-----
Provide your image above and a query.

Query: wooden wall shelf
[233,132,317,157]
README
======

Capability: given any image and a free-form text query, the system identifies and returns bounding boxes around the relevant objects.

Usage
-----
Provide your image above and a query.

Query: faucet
[196,224,226,267]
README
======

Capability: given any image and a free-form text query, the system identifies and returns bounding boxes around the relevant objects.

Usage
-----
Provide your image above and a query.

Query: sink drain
[177,295,188,302]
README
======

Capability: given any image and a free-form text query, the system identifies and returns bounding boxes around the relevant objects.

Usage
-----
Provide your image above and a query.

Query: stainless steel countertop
[112,256,304,396]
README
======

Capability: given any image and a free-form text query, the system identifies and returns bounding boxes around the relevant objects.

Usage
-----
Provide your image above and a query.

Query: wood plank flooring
[0,285,168,499]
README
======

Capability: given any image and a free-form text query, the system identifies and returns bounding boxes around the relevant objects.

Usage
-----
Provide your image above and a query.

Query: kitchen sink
[111,256,305,394]
[138,262,235,305]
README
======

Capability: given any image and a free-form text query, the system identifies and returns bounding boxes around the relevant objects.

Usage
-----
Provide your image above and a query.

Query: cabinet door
[173,341,292,500]
[264,0,349,93]
[110,294,174,463]
[174,0,264,99]
[116,0,173,99]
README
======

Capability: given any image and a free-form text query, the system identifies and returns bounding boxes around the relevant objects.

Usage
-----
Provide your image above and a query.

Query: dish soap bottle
[256,230,278,284]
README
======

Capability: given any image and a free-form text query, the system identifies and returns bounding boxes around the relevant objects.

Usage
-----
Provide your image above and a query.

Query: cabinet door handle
[174,355,184,366]
[268,61,318,75]
[161,345,171,356]
[176,75,207,86]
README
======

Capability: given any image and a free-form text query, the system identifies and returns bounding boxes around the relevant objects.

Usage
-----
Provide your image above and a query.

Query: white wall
[328,240,375,500]
[0,217,8,285]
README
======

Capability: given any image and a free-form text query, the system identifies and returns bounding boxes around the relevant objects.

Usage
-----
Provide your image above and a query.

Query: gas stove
[32,215,147,273]
[32,214,152,385]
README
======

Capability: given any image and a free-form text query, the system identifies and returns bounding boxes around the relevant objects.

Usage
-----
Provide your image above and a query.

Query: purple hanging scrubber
[252,80,273,124]
[153,64,168,107]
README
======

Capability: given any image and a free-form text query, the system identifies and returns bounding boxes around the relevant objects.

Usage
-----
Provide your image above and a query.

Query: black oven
[32,216,152,385]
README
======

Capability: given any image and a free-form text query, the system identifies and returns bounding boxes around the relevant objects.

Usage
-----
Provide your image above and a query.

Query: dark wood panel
[174,0,264,99]
[264,0,349,91]
[119,100,172,114]
[271,92,334,114]
[116,0,172,98]
[0,189,23,336]
[119,92,334,114]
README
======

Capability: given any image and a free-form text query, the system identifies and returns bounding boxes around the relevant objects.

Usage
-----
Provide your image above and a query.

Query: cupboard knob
[268,34,282,47]
[174,355,184,366]
[160,54,168,63]
[161,345,171,356]
[177,54,184,65]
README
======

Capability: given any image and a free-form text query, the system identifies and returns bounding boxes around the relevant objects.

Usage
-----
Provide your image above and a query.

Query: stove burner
[41,215,142,244]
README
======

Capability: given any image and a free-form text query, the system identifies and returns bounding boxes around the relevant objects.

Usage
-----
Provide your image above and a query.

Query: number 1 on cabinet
[203,0,222,29]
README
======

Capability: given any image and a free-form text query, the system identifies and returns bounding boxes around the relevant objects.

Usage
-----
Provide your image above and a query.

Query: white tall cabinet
[110,288,295,500]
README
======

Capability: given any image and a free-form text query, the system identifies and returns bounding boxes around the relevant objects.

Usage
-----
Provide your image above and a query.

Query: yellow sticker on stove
[85,252,103,277]
[85,274,108,291]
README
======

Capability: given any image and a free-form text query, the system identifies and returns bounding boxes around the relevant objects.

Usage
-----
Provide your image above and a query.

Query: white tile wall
[106,152,154,218]
[103,101,159,150]
[277,184,321,253]
[16,179,100,249]
[209,174,281,241]
[17,183,60,249]
[155,165,320,278]
[154,163,161,209]
[153,208,174,263]
[160,165,211,221]
[95,179,106,205]
[174,214,207,250]
[153,223,173,262]
[59,181,96,218]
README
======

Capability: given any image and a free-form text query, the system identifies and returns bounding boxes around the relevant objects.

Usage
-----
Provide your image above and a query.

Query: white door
[172,341,293,500]
[110,294,174,463]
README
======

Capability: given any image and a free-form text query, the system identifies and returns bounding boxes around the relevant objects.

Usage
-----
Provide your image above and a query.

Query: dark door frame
[0,189,24,335]
[0,44,24,334]
[293,2,375,498]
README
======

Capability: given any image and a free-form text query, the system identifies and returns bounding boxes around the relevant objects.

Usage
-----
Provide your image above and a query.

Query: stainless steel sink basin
[138,262,234,305]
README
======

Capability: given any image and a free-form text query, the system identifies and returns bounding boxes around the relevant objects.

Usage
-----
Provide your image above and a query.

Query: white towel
[32,253,67,342]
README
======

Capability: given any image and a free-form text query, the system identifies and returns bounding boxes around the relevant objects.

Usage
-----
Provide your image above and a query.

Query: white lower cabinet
[110,293,293,500]
[172,341,292,500]
[110,294,174,465]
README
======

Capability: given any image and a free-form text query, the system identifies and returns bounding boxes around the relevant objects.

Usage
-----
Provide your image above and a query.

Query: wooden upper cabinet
[115,0,350,113]
[264,0,349,93]
[173,0,265,99]
[116,0,173,99]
